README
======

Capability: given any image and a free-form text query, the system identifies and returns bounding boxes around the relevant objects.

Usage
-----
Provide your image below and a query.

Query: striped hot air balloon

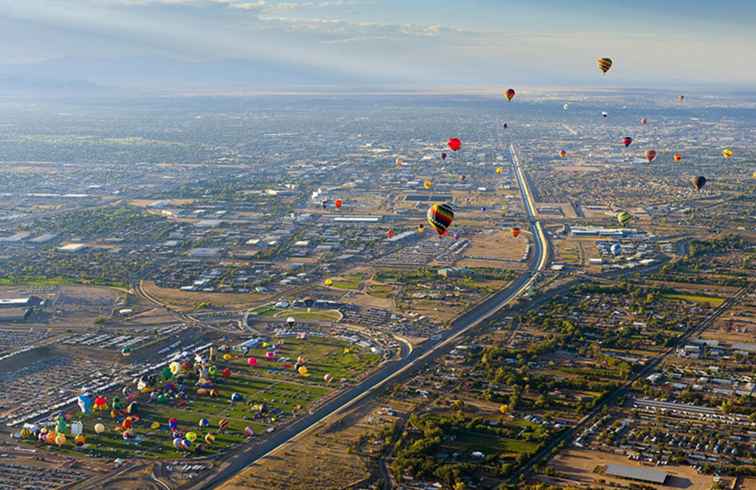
[218,418,229,432]
[427,203,455,236]
[597,57,613,74]
[616,211,632,227]
[722,148,733,159]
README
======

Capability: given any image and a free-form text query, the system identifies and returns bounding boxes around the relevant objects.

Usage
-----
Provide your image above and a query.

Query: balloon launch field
[19,336,381,460]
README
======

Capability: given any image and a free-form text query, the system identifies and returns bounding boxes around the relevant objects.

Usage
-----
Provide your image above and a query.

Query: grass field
[272,308,343,322]
[326,273,366,290]
[22,337,379,460]
[366,284,394,298]
[662,293,724,307]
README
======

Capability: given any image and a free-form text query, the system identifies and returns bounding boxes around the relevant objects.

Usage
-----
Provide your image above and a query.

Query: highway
[191,144,550,489]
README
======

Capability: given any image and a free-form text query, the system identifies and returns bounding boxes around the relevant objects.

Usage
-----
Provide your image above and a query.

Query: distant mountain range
[0,57,384,96]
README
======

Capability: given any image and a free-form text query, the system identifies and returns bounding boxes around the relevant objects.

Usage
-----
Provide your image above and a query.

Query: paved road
[189,144,550,489]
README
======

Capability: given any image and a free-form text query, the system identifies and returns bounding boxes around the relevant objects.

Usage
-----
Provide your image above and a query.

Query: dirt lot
[543,449,715,489]
[140,281,270,311]
[457,229,529,269]
[219,400,409,490]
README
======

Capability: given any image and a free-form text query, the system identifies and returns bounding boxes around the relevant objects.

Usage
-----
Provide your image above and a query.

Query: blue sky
[1,0,754,90]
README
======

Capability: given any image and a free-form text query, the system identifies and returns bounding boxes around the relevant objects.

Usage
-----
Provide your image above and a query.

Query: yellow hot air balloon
[495,166,503,175]
[559,150,567,158]
[423,179,433,190]
[324,278,334,287]
[297,366,309,377]
[223,353,233,361]
[751,171,756,179]
[722,148,733,159]
[205,433,216,444]
[185,432,198,443]
[55,433,67,446]
[616,211,632,227]
[597,57,613,74]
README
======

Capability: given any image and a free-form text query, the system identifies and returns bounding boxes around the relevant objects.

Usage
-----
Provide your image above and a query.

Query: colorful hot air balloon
[511,227,521,238]
[616,211,632,227]
[640,117,648,125]
[722,148,733,159]
[334,199,343,209]
[597,57,613,74]
[218,418,230,432]
[74,434,86,446]
[205,433,216,444]
[622,136,633,147]
[199,418,210,428]
[691,176,707,191]
[645,150,657,163]
[505,88,516,101]
[423,179,433,190]
[427,203,455,236]
[673,152,682,162]
[448,138,461,152]
[323,373,334,383]
[559,150,567,158]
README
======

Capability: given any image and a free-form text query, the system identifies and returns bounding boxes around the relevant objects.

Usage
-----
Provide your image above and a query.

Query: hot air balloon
[244,426,255,438]
[334,199,343,209]
[324,278,334,287]
[297,366,310,377]
[559,150,567,158]
[427,203,454,236]
[205,433,216,444]
[495,166,503,175]
[168,418,178,431]
[563,103,569,111]
[324,373,334,383]
[186,432,198,443]
[321,199,328,209]
[77,393,93,414]
[55,433,67,447]
[150,421,161,430]
[678,95,685,103]
[503,122,508,129]
[448,138,461,152]
[230,392,243,402]
[616,211,632,227]
[622,136,633,147]
[640,117,648,125]
[645,150,657,163]
[94,395,108,412]
[121,346,131,356]
[597,57,613,74]
[673,152,682,162]
[691,176,707,191]
[722,148,733,159]
[218,418,230,432]
[386,229,395,239]
[70,421,83,437]
[601,111,608,118]
[505,88,516,101]
[441,152,447,160]
[417,224,425,234]
[423,179,433,190]
[512,227,521,238]
[94,423,106,434]
[459,174,466,182]
[265,351,276,360]
[247,357,257,367]
[74,434,86,446]
[395,157,403,167]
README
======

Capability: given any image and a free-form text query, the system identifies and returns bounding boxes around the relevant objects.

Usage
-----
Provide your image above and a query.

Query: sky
[1,0,755,92]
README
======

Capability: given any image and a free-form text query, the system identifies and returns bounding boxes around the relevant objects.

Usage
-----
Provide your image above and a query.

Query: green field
[662,293,724,306]
[272,308,343,322]
[366,284,394,298]
[327,273,366,290]
[22,337,379,459]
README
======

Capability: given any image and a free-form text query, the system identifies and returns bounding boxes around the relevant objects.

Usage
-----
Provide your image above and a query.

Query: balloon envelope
[447,138,461,151]
[622,137,633,147]
[427,203,455,236]
[505,88,516,101]
[597,57,613,74]
[645,150,657,163]
[691,176,707,191]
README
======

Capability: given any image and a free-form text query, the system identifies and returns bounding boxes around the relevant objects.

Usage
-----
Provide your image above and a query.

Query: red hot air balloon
[622,136,633,147]
[447,138,462,152]
[511,227,521,238]
[673,152,682,162]
[334,199,343,209]
[645,150,657,163]
[386,229,395,239]
[505,88,516,101]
